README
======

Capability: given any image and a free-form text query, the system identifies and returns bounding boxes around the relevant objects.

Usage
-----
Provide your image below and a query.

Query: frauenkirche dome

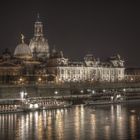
[14,34,32,59]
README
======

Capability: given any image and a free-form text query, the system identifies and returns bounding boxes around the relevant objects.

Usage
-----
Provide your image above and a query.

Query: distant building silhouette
[0,15,125,84]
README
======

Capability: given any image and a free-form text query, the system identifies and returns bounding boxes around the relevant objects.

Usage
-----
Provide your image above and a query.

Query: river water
[0,103,140,140]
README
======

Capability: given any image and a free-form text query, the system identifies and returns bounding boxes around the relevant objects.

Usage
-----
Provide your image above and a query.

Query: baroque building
[47,50,125,83]
[29,14,49,60]
[0,15,125,84]
[125,68,140,82]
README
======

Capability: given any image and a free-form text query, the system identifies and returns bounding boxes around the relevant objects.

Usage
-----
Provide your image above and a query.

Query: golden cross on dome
[21,34,25,43]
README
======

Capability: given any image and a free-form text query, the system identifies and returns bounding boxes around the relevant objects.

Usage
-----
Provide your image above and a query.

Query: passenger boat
[19,99,72,112]
[19,99,41,112]
[84,93,126,106]
[0,106,23,114]
[84,100,118,105]
[0,89,72,113]
[41,99,72,110]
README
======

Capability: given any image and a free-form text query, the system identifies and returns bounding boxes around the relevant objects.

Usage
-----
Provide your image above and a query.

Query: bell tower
[34,13,43,37]
[29,13,50,60]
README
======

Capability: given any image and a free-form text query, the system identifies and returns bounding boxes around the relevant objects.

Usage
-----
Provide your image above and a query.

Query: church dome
[14,34,32,59]
[29,14,49,59]
[29,37,49,55]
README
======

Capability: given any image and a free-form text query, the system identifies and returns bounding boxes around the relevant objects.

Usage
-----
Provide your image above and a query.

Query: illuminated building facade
[47,49,125,83]
[29,14,49,60]
[0,15,125,84]
[125,68,140,82]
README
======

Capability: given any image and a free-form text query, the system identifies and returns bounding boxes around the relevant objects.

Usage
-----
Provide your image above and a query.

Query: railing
[28,94,92,100]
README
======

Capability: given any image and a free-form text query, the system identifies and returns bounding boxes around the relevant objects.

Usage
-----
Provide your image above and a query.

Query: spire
[36,13,41,22]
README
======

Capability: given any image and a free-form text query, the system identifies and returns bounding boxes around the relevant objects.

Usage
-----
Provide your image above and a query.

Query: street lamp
[38,77,42,84]
[38,77,42,82]
[80,90,84,94]
[20,91,28,99]
[19,77,23,83]
[111,96,114,101]
[20,91,24,99]
[92,90,95,94]
[87,89,91,92]
[54,90,58,95]
[19,78,23,82]
[123,88,126,92]
[103,89,106,93]
[130,77,133,82]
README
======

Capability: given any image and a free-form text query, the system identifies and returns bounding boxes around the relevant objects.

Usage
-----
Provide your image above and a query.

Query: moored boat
[0,89,73,113]
[84,93,126,106]
[19,99,41,112]
[41,99,72,110]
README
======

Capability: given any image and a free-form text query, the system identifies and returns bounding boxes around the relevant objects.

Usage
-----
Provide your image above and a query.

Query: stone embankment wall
[1,82,140,98]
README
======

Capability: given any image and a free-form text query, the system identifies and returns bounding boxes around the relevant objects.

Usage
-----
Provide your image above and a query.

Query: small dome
[14,34,32,59]
[84,54,95,61]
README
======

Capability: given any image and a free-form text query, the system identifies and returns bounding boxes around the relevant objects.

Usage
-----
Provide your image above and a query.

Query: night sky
[0,1,140,67]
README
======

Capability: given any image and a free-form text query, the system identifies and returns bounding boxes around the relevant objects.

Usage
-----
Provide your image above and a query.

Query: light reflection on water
[1,103,140,140]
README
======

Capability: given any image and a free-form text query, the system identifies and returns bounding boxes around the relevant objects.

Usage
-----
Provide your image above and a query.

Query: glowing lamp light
[130,78,133,81]
[87,89,91,92]
[19,78,23,82]
[24,92,28,96]
[116,94,121,98]
[80,90,84,93]
[111,96,113,100]
[123,88,126,92]
[34,104,39,108]
[38,77,42,82]
[92,90,95,94]
[29,104,33,108]
[103,89,106,93]
[20,91,24,99]
[54,91,58,95]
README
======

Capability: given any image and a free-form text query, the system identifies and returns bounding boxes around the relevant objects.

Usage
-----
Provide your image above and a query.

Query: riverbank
[1,82,140,98]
